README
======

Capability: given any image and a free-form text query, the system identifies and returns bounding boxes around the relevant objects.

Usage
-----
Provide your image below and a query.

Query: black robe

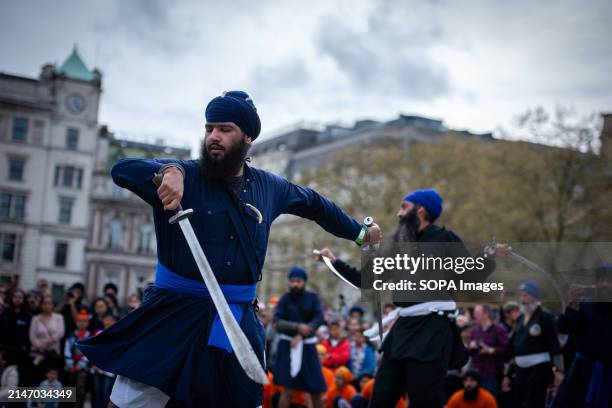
[333,224,495,363]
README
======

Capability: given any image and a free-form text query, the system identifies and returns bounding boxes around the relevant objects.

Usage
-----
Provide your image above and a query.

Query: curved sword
[508,250,567,308]
[313,249,359,290]
[484,238,566,308]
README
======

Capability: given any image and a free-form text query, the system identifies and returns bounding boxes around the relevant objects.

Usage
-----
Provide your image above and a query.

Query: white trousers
[110,375,170,408]
[109,375,264,408]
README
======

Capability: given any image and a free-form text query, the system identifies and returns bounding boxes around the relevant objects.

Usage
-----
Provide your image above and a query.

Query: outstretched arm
[274,176,362,241]
[111,158,186,207]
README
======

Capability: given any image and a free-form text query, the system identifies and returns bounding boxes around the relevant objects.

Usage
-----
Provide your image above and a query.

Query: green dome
[57,47,95,81]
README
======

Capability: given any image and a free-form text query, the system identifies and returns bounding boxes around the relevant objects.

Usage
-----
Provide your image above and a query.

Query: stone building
[0,48,101,297]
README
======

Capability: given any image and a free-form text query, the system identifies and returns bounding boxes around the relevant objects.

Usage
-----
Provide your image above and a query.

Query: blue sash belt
[577,352,612,408]
[154,262,256,354]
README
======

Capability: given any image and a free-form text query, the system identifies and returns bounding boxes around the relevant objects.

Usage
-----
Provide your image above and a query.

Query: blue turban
[403,189,443,220]
[205,90,261,140]
[519,281,541,299]
[349,305,365,316]
[288,266,307,281]
[595,263,612,279]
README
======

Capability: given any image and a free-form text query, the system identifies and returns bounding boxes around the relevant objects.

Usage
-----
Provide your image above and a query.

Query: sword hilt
[362,216,380,251]
[152,173,194,224]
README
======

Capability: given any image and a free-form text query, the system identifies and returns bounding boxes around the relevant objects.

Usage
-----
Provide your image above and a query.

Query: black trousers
[370,352,447,408]
[514,362,553,408]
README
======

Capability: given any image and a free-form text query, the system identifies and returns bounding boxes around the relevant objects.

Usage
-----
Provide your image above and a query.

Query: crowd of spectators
[0,276,141,408]
[258,296,573,408]
[1,274,608,408]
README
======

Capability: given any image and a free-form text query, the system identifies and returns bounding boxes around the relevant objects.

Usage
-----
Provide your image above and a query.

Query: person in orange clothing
[446,370,498,408]
[263,372,280,408]
[358,378,409,408]
[264,372,309,408]
[325,366,357,408]
[316,344,336,399]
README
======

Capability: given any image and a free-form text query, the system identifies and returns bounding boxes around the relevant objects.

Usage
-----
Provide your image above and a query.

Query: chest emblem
[529,323,542,337]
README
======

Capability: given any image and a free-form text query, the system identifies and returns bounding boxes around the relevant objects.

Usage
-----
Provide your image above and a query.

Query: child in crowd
[64,309,90,408]
[29,367,62,408]
[325,366,357,408]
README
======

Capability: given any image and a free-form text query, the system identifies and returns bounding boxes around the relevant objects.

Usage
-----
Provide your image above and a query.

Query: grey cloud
[94,0,199,56]
[316,0,450,100]
[248,59,311,101]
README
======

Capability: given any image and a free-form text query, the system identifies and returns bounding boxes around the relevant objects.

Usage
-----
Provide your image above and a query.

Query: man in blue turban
[199,91,262,182]
[316,188,508,407]
[273,266,327,408]
[393,188,443,242]
[79,90,381,408]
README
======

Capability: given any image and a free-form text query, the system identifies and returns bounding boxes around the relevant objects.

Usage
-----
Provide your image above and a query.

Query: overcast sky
[1,0,611,155]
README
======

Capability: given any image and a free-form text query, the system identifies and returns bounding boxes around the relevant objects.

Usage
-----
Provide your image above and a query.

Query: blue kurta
[110,158,361,284]
[273,291,327,392]
[78,158,362,407]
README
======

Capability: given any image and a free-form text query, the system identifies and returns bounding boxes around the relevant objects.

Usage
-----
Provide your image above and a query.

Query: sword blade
[508,249,566,308]
[313,250,359,290]
[361,217,384,345]
[178,219,268,384]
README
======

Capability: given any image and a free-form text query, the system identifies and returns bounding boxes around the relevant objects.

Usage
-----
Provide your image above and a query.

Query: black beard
[379,208,420,265]
[463,386,479,401]
[199,137,249,182]
[289,287,305,299]
[390,208,420,243]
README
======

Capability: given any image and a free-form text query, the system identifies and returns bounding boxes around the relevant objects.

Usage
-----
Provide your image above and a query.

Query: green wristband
[355,225,368,246]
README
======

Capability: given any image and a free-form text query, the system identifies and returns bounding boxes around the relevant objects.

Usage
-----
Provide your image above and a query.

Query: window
[8,158,25,181]
[138,223,154,253]
[0,114,5,139]
[13,195,26,219]
[0,193,10,218]
[108,217,124,249]
[1,233,19,262]
[54,165,83,189]
[12,117,28,142]
[54,242,68,267]
[62,166,74,187]
[0,192,26,220]
[66,128,79,150]
[58,197,74,224]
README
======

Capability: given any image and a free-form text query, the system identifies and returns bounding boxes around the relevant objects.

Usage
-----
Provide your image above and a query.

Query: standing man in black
[316,189,508,407]
[552,263,612,407]
[510,281,561,408]
[273,266,327,408]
